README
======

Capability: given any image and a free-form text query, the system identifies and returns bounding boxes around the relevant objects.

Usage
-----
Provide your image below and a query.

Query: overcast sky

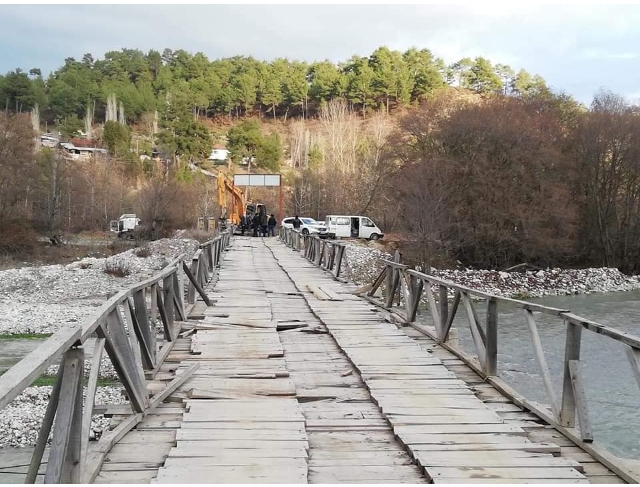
[2,4,640,104]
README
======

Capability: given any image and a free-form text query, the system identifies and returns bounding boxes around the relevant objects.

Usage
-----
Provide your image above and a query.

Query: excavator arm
[217,172,245,226]
[217,172,227,220]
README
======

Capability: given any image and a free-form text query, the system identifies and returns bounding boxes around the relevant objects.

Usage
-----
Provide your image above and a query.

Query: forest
[2,47,640,274]
[0,47,548,125]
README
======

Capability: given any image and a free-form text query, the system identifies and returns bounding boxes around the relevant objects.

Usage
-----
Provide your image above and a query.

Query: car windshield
[301,218,316,225]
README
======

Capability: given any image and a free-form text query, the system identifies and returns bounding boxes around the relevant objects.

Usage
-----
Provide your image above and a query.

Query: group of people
[246,212,277,237]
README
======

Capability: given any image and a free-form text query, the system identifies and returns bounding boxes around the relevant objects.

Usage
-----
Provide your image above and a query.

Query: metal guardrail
[359,256,640,483]
[0,231,230,483]
[279,227,346,279]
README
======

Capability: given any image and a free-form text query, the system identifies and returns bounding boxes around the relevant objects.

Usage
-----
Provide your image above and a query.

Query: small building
[40,134,60,148]
[59,142,107,161]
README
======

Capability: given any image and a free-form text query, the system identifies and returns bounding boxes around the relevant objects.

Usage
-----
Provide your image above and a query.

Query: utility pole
[246,157,252,202]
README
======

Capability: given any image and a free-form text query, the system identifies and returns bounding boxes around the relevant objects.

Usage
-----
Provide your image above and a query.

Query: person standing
[268,214,277,237]
[293,215,301,231]
[252,213,260,237]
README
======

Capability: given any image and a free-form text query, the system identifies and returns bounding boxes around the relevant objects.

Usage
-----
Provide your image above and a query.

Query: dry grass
[181,229,216,243]
[135,246,151,257]
[104,258,131,277]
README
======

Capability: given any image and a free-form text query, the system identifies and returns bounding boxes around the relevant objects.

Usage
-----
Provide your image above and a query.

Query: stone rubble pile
[342,241,640,298]
[0,238,198,335]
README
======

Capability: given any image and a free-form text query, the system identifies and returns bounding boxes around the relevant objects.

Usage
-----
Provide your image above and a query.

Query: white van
[325,215,384,241]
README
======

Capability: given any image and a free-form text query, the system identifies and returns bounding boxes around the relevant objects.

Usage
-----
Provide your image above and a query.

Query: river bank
[0,237,194,450]
[0,237,198,335]
[0,386,126,448]
[342,241,640,298]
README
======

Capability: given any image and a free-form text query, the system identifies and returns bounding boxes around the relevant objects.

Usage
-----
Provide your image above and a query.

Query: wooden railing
[359,256,640,483]
[279,227,347,279]
[0,231,230,484]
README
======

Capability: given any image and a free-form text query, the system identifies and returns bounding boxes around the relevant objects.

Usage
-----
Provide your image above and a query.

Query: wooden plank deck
[265,238,625,485]
[93,237,627,484]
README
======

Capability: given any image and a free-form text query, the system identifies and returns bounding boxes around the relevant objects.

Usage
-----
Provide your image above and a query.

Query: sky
[2,3,640,104]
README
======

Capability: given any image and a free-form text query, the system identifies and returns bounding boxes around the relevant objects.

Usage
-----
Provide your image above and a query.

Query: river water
[0,340,43,374]
[441,289,640,460]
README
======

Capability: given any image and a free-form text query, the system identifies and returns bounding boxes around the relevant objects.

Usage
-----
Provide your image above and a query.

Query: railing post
[150,284,158,324]
[334,245,344,277]
[44,347,84,484]
[163,275,175,328]
[187,256,199,304]
[385,263,393,304]
[26,360,65,484]
[207,243,214,273]
[439,285,448,338]
[485,297,498,377]
[560,320,582,427]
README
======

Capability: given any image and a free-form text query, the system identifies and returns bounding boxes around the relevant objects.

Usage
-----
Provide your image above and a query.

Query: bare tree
[0,114,36,224]
[571,90,640,272]
[106,94,118,122]
[84,103,93,139]
[118,102,126,125]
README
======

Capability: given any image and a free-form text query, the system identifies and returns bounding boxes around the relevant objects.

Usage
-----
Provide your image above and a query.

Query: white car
[282,217,328,237]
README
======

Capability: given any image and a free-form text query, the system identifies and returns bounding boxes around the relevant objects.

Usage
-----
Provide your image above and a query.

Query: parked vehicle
[282,217,328,237]
[325,215,384,240]
[109,214,141,238]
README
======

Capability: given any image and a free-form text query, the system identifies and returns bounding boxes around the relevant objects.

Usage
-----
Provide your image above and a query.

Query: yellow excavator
[217,172,244,231]
[217,172,266,235]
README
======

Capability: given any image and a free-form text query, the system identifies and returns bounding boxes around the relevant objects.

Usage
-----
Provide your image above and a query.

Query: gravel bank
[342,241,640,298]
[0,237,198,335]
[0,237,197,449]
[0,386,127,448]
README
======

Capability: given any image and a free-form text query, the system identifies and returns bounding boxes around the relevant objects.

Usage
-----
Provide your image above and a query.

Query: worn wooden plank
[307,284,331,300]
[626,345,640,391]
[177,429,306,441]
[156,464,307,483]
[460,292,487,365]
[132,289,155,366]
[25,358,64,484]
[411,443,561,454]
[428,466,586,481]
[149,364,199,409]
[148,340,176,379]
[80,337,105,473]
[562,312,640,349]
[433,478,588,484]
[98,309,147,412]
[525,309,560,420]
[94,470,158,484]
[560,322,582,427]
[568,360,593,442]
[44,348,83,484]
[83,413,144,483]
[183,260,212,306]
[414,450,582,469]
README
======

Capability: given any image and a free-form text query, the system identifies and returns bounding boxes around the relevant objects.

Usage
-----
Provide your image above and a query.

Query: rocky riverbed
[342,241,640,298]
[0,386,127,448]
[0,237,197,449]
[0,237,198,335]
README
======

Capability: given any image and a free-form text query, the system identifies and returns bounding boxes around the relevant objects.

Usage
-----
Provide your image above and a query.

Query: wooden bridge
[1,229,640,484]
